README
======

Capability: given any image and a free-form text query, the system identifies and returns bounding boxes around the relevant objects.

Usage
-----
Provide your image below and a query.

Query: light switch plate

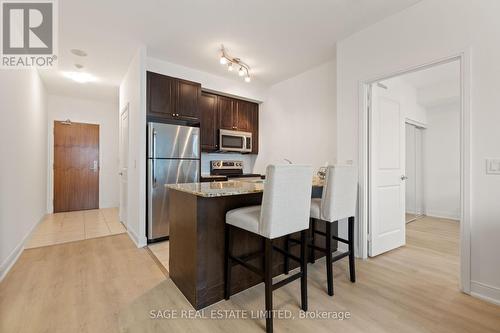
[486,159,500,175]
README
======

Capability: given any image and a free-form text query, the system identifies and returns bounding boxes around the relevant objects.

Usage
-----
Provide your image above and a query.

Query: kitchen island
[167,179,334,310]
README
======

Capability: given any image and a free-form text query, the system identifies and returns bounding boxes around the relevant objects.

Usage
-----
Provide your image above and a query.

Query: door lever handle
[401,175,408,181]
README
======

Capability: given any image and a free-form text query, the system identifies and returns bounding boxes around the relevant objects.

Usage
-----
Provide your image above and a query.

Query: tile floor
[25,207,126,249]
[148,240,169,272]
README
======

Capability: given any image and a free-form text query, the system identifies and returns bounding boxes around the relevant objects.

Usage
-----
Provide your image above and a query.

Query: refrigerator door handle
[152,130,157,187]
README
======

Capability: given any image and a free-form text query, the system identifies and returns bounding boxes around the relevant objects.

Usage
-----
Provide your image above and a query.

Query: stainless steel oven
[219,129,252,153]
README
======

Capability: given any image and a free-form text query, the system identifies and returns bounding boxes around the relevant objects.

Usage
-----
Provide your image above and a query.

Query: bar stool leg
[261,237,266,282]
[300,230,308,311]
[224,224,233,300]
[326,222,334,296]
[309,218,315,263]
[284,235,290,275]
[348,216,356,283]
[264,238,273,333]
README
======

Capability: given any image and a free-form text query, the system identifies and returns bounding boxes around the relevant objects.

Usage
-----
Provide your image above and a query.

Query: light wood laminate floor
[25,208,126,248]
[1,217,499,333]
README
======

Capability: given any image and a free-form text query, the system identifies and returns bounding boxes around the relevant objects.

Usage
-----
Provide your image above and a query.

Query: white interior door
[119,105,129,228]
[369,84,406,256]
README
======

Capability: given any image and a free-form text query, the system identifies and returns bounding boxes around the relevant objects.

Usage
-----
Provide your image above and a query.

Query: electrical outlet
[486,159,500,175]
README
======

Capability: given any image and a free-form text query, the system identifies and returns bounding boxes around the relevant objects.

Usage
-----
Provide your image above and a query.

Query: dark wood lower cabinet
[168,188,334,310]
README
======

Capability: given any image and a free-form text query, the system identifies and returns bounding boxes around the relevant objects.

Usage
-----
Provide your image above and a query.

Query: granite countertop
[167,176,324,198]
[200,174,227,179]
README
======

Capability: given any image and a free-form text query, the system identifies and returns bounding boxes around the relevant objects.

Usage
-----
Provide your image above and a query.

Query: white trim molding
[126,227,147,248]
[357,51,471,295]
[471,281,500,306]
[0,214,45,282]
[424,211,460,221]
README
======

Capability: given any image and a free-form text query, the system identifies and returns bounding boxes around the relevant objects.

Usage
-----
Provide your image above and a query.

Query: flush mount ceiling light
[62,71,98,83]
[70,49,88,57]
[219,45,252,83]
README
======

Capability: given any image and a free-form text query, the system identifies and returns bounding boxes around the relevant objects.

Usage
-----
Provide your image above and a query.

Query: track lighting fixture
[219,45,252,82]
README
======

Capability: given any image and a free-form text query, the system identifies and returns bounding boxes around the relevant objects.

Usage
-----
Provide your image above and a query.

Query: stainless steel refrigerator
[147,122,200,242]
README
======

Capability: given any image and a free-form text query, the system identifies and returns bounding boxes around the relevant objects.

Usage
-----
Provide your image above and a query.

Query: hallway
[26,208,125,248]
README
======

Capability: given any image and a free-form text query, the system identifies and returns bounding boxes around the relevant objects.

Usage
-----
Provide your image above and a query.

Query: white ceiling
[40,0,422,100]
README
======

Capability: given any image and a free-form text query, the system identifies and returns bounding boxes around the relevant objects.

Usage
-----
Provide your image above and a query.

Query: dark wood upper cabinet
[146,70,259,154]
[147,71,200,122]
[175,79,201,120]
[216,94,259,153]
[217,96,236,130]
[200,93,218,151]
[250,103,259,154]
[147,72,174,118]
[235,100,253,132]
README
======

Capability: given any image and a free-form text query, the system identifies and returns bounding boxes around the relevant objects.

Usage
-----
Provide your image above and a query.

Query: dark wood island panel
[169,187,335,310]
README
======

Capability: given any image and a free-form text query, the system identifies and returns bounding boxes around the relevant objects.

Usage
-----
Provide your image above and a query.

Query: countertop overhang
[167,177,324,198]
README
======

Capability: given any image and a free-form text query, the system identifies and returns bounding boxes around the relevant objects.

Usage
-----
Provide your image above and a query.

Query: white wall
[254,59,337,174]
[418,79,461,109]
[119,47,148,247]
[0,69,47,281]
[337,0,500,303]
[423,102,461,220]
[46,94,119,211]
[380,77,427,125]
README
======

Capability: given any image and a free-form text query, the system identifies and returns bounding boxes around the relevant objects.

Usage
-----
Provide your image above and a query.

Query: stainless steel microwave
[219,129,252,153]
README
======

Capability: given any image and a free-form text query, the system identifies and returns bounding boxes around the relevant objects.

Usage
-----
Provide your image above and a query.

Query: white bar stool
[224,164,313,333]
[308,165,358,296]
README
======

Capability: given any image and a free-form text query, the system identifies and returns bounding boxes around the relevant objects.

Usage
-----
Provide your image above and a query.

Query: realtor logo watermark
[1,0,58,68]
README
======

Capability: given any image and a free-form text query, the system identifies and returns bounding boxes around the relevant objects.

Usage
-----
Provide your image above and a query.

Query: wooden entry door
[54,121,99,212]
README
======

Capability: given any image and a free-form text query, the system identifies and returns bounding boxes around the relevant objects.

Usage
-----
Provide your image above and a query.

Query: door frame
[356,51,471,293]
[404,121,426,223]
[119,103,130,229]
[50,120,101,212]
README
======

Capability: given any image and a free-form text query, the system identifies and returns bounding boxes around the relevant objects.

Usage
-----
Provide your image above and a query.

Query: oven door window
[221,135,243,149]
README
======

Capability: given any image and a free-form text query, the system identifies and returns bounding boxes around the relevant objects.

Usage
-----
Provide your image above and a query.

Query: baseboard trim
[425,210,460,220]
[471,281,500,306]
[126,228,147,248]
[0,214,45,282]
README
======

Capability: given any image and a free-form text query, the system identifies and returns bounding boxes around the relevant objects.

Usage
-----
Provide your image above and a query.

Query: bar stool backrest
[260,164,313,239]
[321,165,358,222]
